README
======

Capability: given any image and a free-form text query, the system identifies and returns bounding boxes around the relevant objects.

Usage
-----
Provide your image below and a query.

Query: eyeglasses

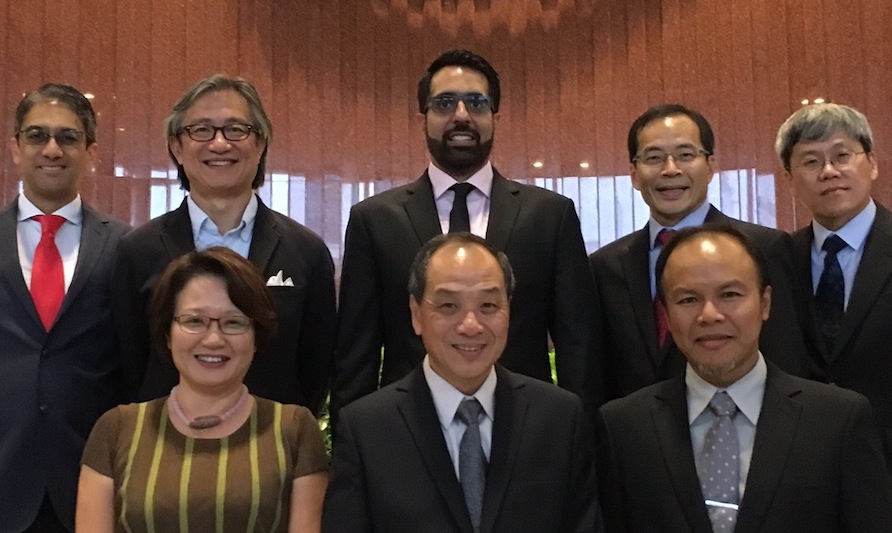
[173,314,253,335]
[17,127,87,146]
[179,123,255,142]
[426,92,492,115]
[792,150,866,174]
[633,148,710,167]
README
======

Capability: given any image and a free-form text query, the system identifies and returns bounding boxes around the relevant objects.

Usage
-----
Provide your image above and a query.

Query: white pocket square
[267,270,294,287]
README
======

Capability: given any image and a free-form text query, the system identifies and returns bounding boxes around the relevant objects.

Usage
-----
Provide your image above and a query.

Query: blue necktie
[699,391,740,532]
[815,235,846,350]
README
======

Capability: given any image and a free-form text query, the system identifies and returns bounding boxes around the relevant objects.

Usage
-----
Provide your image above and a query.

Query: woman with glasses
[76,247,328,532]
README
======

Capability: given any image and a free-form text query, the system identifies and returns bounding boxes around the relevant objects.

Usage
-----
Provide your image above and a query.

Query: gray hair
[165,74,272,190]
[775,103,873,170]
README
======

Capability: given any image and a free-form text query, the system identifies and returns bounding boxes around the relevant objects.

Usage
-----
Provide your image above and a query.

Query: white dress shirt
[17,194,82,292]
[428,161,494,237]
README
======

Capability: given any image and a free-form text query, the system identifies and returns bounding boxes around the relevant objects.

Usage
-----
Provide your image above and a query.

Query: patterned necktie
[654,229,677,347]
[449,182,475,233]
[31,214,67,330]
[455,398,486,532]
[815,234,846,351]
[699,391,740,533]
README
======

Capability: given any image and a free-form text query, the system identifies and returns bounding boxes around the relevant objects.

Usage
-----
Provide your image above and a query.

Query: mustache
[443,126,480,142]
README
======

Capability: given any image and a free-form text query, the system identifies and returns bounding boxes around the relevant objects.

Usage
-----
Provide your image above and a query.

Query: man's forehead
[792,132,860,152]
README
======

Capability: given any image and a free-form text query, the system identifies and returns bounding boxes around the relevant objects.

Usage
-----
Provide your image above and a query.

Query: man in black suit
[332,49,599,423]
[589,104,808,400]
[597,225,892,532]
[777,103,892,468]
[112,75,336,413]
[324,232,599,533]
[0,84,130,532]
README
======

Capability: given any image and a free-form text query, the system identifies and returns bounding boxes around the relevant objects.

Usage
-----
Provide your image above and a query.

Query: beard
[426,126,494,178]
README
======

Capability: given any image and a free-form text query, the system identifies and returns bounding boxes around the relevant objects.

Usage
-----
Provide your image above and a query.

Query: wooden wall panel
[3,0,892,240]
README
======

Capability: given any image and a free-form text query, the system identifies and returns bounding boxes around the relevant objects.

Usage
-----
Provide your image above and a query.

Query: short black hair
[654,223,770,305]
[14,84,98,145]
[417,49,501,114]
[627,103,715,162]
[407,232,515,302]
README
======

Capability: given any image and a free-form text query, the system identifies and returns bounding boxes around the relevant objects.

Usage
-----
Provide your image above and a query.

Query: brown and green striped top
[82,396,328,533]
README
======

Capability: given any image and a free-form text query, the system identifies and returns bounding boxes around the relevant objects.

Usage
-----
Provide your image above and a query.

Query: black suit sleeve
[839,395,892,531]
[296,242,338,415]
[550,199,604,412]
[330,206,385,423]
[110,235,152,402]
[595,406,629,532]
[322,411,373,533]
[562,396,603,533]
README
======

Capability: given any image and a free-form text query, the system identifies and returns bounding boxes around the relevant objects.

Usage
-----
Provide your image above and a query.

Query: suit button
[39,405,49,414]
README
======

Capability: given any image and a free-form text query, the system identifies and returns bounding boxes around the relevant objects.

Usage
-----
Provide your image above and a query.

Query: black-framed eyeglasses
[633,148,710,167]
[792,150,866,174]
[16,127,87,146]
[179,123,255,142]
[426,92,492,115]
[173,314,253,335]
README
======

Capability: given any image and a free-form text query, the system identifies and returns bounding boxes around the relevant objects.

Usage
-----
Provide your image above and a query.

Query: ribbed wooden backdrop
[1,0,890,256]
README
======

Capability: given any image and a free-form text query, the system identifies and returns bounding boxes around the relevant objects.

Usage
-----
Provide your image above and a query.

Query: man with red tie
[0,84,130,532]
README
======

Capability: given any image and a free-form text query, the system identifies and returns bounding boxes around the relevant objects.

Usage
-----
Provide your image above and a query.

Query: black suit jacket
[0,199,129,532]
[589,205,809,400]
[323,364,599,533]
[791,202,892,466]
[332,170,600,421]
[111,196,336,413]
[597,362,892,532]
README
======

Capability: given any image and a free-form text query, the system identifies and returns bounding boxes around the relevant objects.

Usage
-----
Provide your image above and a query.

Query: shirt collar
[686,353,767,426]
[428,161,494,200]
[423,355,497,428]
[17,193,83,225]
[186,194,257,242]
[811,198,875,253]
[648,201,711,250]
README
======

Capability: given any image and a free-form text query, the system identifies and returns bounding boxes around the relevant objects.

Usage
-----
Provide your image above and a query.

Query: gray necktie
[699,391,740,532]
[455,398,486,532]
[449,182,475,233]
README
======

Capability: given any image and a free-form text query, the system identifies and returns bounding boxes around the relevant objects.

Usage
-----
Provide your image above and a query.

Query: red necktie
[31,214,66,330]
[654,229,677,347]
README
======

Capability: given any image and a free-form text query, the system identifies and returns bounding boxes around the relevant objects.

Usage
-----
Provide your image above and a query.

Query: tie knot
[656,228,677,247]
[708,391,738,418]
[450,182,476,200]
[33,214,66,236]
[456,398,483,426]
[823,234,846,255]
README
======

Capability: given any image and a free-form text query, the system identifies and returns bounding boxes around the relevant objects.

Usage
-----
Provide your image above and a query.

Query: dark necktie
[654,229,677,347]
[449,182,475,233]
[455,398,486,532]
[815,234,846,350]
[699,391,740,533]
[31,214,66,330]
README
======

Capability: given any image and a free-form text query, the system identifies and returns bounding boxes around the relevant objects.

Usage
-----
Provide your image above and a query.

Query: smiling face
[661,233,770,387]
[10,101,97,213]
[631,114,714,227]
[785,132,877,231]
[168,275,256,394]
[423,66,497,181]
[169,89,265,202]
[409,242,509,394]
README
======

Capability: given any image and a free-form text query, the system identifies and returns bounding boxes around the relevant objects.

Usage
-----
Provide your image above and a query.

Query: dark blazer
[791,201,892,466]
[0,199,129,532]
[323,364,599,533]
[596,362,892,533]
[589,205,809,400]
[331,170,600,421]
[111,196,336,413]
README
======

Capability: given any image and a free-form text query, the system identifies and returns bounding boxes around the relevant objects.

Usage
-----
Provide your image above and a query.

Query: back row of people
[1,47,890,531]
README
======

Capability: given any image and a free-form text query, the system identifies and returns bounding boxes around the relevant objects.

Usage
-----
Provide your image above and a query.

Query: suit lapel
[652,380,715,532]
[836,205,892,358]
[485,172,520,251]
[56,204,111,320]
[0,200,42,327]
[621,226,664,367]
[160,199,198,260]
[480,366,525,533]
[403,172,443,245]
[734,366,802,533]
[247,197,279,274]
[790,227,830,360]
[396,368,473,533]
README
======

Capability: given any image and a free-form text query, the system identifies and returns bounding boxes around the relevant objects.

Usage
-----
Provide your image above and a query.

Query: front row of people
[74,231,892,532]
